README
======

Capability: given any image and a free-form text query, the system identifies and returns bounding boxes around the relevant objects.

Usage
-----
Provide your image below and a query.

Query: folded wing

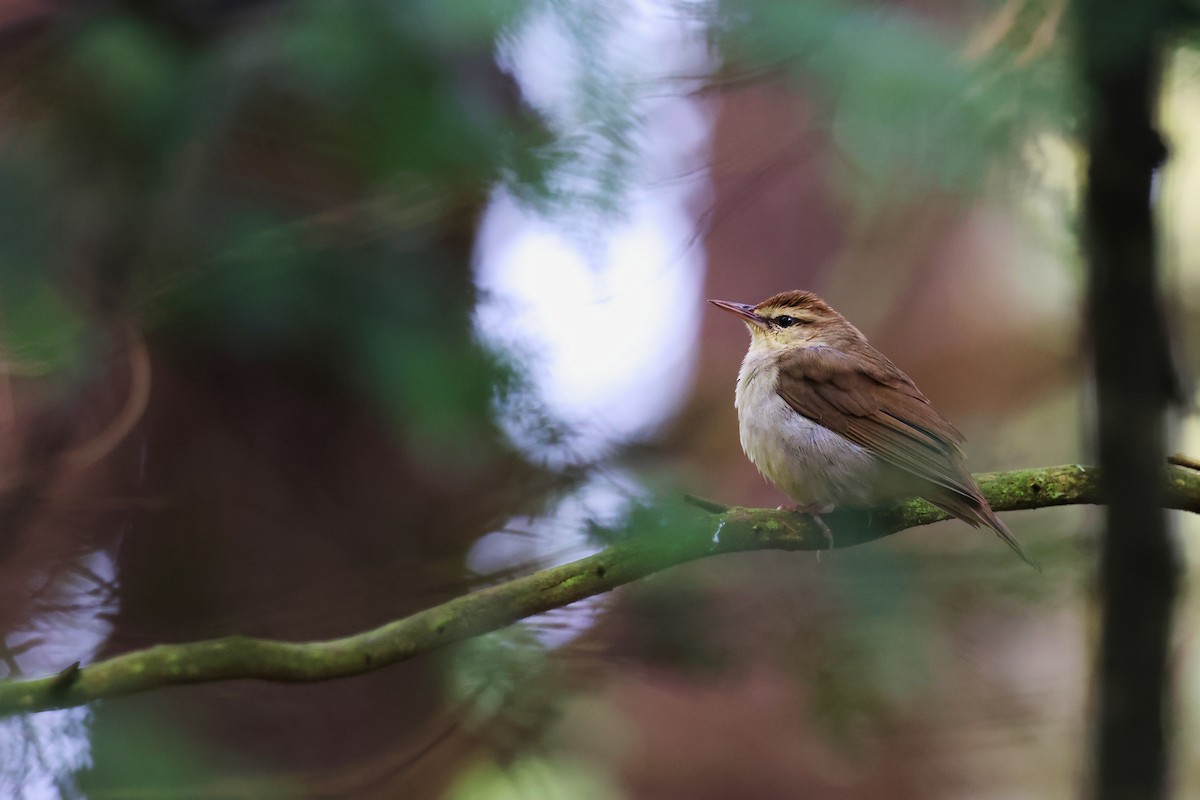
[774,344,1036,567]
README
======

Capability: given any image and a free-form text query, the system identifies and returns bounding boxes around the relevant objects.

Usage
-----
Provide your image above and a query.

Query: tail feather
[925,488,1040,570]
[978,508,1040,571]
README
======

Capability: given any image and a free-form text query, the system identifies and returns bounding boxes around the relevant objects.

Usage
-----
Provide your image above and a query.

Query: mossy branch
[2,464,1198,718]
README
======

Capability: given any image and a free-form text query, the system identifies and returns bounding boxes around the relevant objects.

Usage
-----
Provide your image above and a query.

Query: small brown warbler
[711,290,1035,567]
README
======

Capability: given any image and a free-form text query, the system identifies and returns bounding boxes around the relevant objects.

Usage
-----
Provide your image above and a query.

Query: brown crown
[753,290,831,313]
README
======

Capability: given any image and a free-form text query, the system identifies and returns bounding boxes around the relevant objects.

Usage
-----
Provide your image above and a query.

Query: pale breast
[734,351,880,509]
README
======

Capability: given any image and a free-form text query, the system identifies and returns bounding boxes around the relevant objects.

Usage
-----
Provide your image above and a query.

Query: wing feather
[774,345,976,502]
[762,333,1036,567]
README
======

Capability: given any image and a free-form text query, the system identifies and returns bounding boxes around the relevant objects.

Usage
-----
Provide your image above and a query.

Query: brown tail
[978,508,1040,571]
[927,489,1040,570]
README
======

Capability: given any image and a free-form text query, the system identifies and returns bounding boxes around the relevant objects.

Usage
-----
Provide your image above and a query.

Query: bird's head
[709,290,861,352]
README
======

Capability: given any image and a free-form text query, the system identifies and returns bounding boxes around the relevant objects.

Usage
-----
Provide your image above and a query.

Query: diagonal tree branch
[2,464,1199,718]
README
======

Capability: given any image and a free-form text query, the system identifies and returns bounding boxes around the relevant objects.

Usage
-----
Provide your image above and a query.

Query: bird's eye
[775,315,799,328]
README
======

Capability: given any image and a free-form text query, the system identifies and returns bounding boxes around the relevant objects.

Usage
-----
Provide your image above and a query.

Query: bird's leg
[810,515,835,552]
[777,503,836,552]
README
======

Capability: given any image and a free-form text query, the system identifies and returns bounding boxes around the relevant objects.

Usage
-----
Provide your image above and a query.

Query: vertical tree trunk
[1079,4,1181,799]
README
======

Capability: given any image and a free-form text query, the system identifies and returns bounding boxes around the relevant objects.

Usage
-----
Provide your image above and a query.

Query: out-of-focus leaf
[445,626,555,733]
[0,151,85,375]
[444,755,622,800]
[0,281,84,375]
[713,0,1075,196]
[808,547,932,745]
[69,17,193,161]
[80,707,299,799]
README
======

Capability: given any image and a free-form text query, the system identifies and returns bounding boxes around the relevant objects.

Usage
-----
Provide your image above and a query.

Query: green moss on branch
[1,464,1197,717]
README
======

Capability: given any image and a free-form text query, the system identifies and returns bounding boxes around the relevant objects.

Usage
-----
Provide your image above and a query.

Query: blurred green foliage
[80,706,298,799]
[710,0,1076,200]
[445,755,622,800]
[0,1,560,463]
[446,626,557,735]
[810,548,933,746]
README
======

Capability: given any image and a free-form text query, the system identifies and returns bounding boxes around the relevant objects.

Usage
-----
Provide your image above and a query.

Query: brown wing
[773,344,979,502]
[774,344,1038,568]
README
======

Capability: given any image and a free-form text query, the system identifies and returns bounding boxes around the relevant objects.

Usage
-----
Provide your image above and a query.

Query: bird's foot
[776,503,836,553]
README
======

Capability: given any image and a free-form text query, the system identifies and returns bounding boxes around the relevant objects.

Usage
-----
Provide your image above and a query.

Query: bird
[710,289,1036,567]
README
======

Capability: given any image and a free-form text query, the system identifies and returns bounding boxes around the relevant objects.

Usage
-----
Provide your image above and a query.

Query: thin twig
[682,493,729,513]
[1168,453,1200,472]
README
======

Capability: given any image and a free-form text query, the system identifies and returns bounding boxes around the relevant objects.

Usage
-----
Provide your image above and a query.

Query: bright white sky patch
[1,547,119,800]
[476,0,712,464]
[476,186,705,462]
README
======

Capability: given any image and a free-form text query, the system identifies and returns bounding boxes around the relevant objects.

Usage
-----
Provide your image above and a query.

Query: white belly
[734,351,879,509]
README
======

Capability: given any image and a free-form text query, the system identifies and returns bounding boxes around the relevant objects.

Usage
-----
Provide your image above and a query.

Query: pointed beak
[708,299,768,330]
